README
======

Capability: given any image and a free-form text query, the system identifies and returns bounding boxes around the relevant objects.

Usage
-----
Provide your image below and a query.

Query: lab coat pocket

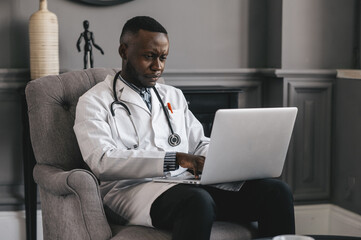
[111,106,139,149]
[168,109,185,127]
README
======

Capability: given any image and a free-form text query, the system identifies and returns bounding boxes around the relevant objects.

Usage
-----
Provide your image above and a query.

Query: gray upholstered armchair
[25,68,256,240]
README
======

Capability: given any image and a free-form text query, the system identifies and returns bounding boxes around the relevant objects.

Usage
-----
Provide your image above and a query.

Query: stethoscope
[110,71,181,148]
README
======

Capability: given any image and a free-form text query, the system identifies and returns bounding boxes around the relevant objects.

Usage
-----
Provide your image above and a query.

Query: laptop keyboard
[168,171,201,180]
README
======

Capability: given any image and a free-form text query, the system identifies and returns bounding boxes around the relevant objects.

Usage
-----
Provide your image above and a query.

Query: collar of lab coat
[105,74,163,115]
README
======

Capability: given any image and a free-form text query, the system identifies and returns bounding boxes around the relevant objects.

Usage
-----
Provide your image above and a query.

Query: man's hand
[176,152,205,179]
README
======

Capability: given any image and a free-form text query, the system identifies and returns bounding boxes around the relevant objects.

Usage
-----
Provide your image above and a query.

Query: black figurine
[77,20,104,69]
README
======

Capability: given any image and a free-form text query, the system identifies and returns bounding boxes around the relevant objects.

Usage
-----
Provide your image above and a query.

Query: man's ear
[119,43,128,60]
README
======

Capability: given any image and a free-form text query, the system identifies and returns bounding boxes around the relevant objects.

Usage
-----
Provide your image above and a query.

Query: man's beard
[124,61,143,87]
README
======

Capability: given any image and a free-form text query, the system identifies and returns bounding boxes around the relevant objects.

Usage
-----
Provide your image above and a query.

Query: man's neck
[119,75,149,95]
[120,72,143,89]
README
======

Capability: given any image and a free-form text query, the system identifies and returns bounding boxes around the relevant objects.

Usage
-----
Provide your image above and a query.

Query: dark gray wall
[0,70,28,211]
[282,0,356,69]
[1,0,357,70]
[279,0,361,216]
[0,89,24,209]
[266,0,282,68]
[1,0,271,70]
[332,77,361,215]
[239,0,282,68]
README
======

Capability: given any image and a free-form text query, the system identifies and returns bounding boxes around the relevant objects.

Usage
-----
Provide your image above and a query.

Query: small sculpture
[77,20,104,69]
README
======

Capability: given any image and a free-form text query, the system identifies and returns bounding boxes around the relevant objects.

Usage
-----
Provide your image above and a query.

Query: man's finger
[193,167,199,179]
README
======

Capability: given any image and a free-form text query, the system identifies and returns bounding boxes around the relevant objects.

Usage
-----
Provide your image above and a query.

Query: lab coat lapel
[151,84,170,130]
[151,85,163,116]
[116,81,151,115]
[151,85,166,150]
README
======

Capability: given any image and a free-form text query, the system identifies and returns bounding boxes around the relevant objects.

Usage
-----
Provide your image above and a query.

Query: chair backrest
[26,68,118,170]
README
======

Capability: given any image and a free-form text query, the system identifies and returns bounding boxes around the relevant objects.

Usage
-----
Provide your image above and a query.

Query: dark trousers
[150,179,295,240]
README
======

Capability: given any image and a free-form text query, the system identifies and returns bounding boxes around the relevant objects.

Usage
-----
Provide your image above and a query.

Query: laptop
[153,107,298,185]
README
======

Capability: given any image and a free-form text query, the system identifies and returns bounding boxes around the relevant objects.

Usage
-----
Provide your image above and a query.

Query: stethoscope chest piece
[168,133,181,147]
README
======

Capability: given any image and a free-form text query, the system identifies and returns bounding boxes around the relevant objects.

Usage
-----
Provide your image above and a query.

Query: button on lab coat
[74,75,209,226]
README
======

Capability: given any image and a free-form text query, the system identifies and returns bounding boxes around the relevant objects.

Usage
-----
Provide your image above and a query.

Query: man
[74,16,295,240]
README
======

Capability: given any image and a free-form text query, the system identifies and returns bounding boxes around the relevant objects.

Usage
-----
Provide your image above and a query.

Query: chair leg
[23,92,37,240]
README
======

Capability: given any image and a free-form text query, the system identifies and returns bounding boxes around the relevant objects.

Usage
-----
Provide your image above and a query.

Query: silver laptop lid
[200,107,297,185]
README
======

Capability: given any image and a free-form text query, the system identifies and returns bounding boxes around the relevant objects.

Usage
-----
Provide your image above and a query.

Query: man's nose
[152,58,163,71]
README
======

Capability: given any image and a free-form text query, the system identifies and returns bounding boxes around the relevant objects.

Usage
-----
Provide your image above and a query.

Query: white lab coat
[74,75,209,226]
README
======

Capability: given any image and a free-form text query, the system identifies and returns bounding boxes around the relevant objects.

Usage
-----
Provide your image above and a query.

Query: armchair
[25,68,256,240]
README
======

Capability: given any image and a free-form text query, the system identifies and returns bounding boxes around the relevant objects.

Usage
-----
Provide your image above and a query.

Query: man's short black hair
[120,16,167,42]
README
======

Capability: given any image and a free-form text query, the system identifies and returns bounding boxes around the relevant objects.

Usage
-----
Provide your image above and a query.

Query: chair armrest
[33,164,112,240]
[33,164,81,196]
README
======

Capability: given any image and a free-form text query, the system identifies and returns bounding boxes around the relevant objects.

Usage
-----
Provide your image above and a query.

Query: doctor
[74,16,295,240]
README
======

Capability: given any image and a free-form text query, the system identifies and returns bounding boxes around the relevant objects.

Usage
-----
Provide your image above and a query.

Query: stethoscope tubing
[110,71,181,147]
[152,85,175,135]
[111,71,131,116]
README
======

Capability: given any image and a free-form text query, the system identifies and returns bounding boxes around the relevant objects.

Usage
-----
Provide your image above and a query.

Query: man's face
[120,29,169,88]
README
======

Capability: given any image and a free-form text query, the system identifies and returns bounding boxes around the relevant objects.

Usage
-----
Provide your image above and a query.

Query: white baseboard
[295,204,331,235]
[295,204,361,237]
[0,210,43,240]
[0,204,360,239]
[329,205,361,236]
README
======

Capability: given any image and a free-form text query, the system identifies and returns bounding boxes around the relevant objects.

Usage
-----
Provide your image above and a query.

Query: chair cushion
[110,221,253,240]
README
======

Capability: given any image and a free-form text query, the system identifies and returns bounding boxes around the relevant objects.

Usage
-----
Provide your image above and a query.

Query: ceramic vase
[29,0,59,80]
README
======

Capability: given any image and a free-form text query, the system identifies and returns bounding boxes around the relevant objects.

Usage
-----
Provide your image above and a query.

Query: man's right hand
[176,152,205,179]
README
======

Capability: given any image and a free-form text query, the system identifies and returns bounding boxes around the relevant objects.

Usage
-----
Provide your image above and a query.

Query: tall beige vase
[29,0,59,80]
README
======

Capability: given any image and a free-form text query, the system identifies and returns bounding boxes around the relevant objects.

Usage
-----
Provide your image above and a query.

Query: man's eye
[145,54,153,59]
[160,56,167,61]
